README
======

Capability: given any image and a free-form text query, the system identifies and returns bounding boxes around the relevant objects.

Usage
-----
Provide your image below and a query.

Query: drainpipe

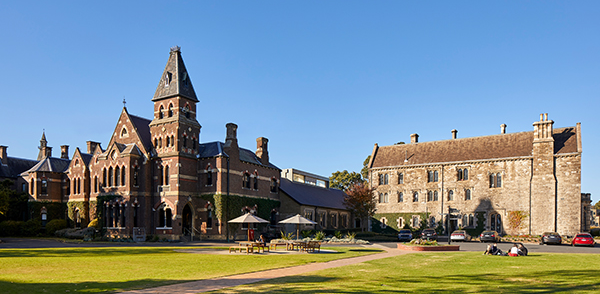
[226,156,230,242]
[529,158,533,235]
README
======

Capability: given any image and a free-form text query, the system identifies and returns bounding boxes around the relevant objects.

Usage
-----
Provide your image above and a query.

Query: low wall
[397,244,460,251]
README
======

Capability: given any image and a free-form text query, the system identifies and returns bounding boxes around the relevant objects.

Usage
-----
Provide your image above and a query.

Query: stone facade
[369,114,586,237]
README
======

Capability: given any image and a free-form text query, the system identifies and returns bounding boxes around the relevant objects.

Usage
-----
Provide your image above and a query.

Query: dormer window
[164,72,172,87]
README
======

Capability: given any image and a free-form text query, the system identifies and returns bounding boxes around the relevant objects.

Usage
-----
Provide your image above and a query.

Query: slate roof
[129,114,153,152]
[80,152,93,166]
[371,126,579,168]
[22,157,70,174]
[152,47,198,102]
[0,157,38,179]
[279,178,347,210]
[198,141,279,170]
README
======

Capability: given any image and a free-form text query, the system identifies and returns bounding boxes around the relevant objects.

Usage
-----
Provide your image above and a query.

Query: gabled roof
[72,148,93,166]
[280,178,347,210]
[371,126,579,168]
[0,157,38,178]
[198,141,279,170]
[129,114,153,152]
[152,46,198,102]
[22,157,70,174]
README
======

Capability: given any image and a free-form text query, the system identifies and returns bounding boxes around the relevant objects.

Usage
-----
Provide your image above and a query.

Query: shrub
[0,220,24,237]
[280,231,294,240]
[345,232,357,240]
[301,230,313,239]
[590,228,599,237]
[88,218,99,229]
[334,231,343,238]
[22,219,42,236]
[314,231,325,241]
[46,219,67,236]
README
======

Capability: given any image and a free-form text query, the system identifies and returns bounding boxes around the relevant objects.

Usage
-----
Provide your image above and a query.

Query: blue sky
[0,1,598,203]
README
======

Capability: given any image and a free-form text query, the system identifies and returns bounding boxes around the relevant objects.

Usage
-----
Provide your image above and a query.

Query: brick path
[122,245,409,294]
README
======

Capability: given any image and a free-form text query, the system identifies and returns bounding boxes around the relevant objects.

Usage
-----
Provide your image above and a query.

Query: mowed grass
[212,252,600,293]
[0,246,380,294]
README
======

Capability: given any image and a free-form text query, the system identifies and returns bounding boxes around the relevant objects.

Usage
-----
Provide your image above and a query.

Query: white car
[450,230,472,242]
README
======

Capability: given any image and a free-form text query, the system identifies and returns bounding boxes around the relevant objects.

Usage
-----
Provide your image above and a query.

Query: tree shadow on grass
[0,279,186,294]
[0,247,175,258]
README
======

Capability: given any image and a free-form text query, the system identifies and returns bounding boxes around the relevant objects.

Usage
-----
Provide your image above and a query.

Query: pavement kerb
[121,244,411,294]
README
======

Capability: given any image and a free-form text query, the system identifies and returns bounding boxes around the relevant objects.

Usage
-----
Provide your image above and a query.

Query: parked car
[421,228,437,241]
[540,232,562,245]
[398,229,413,242]
[450,230,472,242]
[571,233,595,247]
[480,230,501,242]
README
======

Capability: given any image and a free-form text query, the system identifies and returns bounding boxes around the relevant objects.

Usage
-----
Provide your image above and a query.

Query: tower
[37,131,52,160]
[530,113,557,234]
[149,46,202,207]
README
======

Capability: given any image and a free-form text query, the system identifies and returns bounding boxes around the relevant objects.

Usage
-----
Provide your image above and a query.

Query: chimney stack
[451,129,458,139]
[410,133,419,144]
[87,141,101,154]
[223,123,240,160]
[0,145,7,165]
[60,145,69,159]
[500,124,507,134]
[256,137,269,165]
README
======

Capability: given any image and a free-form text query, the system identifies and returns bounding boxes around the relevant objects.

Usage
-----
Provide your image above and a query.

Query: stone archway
[182,204,193,236]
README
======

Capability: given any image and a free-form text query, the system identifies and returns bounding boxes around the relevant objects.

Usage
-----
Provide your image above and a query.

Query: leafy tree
[329,170,363,191]
[343,182,376,232]
[0,180,13,217]
[360,155,371,181]
[594,200,600,210]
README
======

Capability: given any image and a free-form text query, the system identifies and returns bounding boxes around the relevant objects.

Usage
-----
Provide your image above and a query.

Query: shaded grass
[211,252,600,293]
[0,246,380,293]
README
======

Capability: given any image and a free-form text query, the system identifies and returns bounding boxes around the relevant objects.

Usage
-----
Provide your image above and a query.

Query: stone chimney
[410,133,419,144]
[533,113,554,142]
[500,124,507,134]
[451,129,458,139]
[223,123,239,160]
[256,137,269,165]
[60,145,69,159]
[87,141,101,154]
[0,145,7,165]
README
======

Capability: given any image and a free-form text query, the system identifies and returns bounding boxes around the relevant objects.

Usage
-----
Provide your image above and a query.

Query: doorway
[182,204,192,236]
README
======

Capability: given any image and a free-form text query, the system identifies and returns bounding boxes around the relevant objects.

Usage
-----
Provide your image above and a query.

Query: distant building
[368,114,588,236]
[279,168,352,231]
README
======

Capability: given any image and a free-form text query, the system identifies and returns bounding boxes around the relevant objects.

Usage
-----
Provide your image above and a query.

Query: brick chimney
[256,137,269,165]
[60,145,69,159]
[0,145,7,165]
[87,141,101,154]
[410,133,419,144]
[451,129,458,139]
[500,124,507,134]
[223,123,239,160]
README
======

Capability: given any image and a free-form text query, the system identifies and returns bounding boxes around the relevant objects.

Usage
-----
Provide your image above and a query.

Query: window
[434,171,439,182]
[398,192,403,202]
[331,213,338,228]
[158,137,162,148]
[270,178,278,193]
[77,178,81,194]
[120,127,128,138]
[458,168,469,181]
[164,165,169,186]
[108,167,114,187]
[103,168,107,187]
[465,189,471,200]
[121,167,125,186]
[434,190,438,201]
[115,166,120,187]
[341,214,348,228]
[159,105,164,119]
[166,136,170,147]
[253,175,258,190]
[319,212,327,228]
[469,214,474,227]
[242,173,250,189]
[206,168,213,186]
[158,167,163,186]
[457,169,463,181]
[304,209,314,221]
[94,177,98,193]
[30,179,34,194]
[496,173,502,188]
[154,138,158,148]
[168,104,173,117]
[41,179,48,194]
[397,217,405,228]
[413,191,418,202]
[378,173,388,185]
[427,191,433,202]
[379,217,387,229]
[133,166,139,187]
[398,173,404,184]
[183,136,187,148]
[206,204,213,229]
[379,193,388,203]
[448,190,454,201]
[412,215,419,228]
[464,169,469,180]
[491,214,496,231]
[158,204,172,228]
[490,173,502,188]
[427,171,433,182]
[429,216,436,228]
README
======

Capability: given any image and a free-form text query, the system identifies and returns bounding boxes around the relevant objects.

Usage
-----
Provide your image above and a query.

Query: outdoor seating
[269,240,288,250]
[230,242,254,254]
[303,241,321,253]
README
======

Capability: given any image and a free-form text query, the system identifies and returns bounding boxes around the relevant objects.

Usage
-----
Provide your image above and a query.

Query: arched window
[185,104,191,119]
[206,167,213,186]
[120,127,128,138]
[108,167,114,187]
[457,169,463,181]
[465,189,471,200]
[158,137,162,148]
[158,166,163,186]
[157,204,173,228]
[496,173,502,188]
[133,166,139,186]
[164,165,169,186]
[77,178,81,194]
[242,173,250,189]
[166,136,170,147]
[379,193,384,203]
[413,192,419,202]
[496,214,502,233]
[464,169,469,180]
[427,191,433,202]
[427,171,433,182]
[469,214,474,227]
[159,105,164,119]
[270,178,278,193]
[94,176,98,193]
[168,104,173,117]
[434,190,438,201]
[183,136,187,148]
[398,173,404,184]
[41,179,48,194]
[398,192,403,202]
[103,168,107,187]
[384,174,389,185]
[448,190,454,201]
[115,166,120,187]
[489,174,495,188]
[121,167,126,186]
[253,174,258,190]
[154,138,158,148]
[30,179,34,194]
[434,171,439,182]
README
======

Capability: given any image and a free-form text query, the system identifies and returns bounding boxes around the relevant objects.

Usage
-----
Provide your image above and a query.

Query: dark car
[480,230,501,242]
[398,229,413,242]
[541,232,562,245]
[421,229,437,241]
[571,233,595,247]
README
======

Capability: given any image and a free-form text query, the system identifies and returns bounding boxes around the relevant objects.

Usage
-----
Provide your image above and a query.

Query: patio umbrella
[278,214,317,240]
[228,213,269,241]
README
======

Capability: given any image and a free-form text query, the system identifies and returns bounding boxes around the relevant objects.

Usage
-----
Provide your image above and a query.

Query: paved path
[122,245,409,294]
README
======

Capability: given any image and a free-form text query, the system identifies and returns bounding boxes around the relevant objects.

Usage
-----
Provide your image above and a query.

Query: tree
[0,180,13,217]
[343,182,376,232]
[360,155,371,181]
[594,200,600,210]
[329,170,363,191]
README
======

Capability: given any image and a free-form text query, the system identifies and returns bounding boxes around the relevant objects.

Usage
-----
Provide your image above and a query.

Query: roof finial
[123,97,126,108]
[170,45,181,53]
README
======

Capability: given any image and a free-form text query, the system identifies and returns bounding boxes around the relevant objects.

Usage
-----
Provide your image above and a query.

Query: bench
[229,244,253,254]
[303,241,321,253]
[269,241,289,250]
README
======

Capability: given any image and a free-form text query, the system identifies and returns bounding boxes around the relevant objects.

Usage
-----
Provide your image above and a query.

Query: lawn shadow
[0,279,187,294]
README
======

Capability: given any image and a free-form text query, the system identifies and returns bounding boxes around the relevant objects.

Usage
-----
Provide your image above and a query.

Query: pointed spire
[152,46,198,102]
[38,131,51,160]
[40,130,47,146]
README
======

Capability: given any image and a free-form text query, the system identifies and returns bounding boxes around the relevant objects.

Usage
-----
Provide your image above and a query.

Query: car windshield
[399,230,411,234]
[544,232,559,236]
[576,234,590,238]
[453,230,465,234]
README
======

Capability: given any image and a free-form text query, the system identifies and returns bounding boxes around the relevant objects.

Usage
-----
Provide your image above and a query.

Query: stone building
[278,168,351,232]
[368,114,586,237]
[2,47,282,241]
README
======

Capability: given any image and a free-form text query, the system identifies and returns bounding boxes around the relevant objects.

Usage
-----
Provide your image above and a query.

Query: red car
[571,233,595,247]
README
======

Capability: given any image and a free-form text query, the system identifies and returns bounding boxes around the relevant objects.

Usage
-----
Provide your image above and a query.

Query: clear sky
[0,1,598,203]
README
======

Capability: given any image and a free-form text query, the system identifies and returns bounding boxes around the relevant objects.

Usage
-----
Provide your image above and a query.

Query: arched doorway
[182,204,193,236]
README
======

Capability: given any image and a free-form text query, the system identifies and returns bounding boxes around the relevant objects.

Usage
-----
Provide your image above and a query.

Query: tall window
[379,193,388,203]
[253,175,258,190]
[490,173,502,188]
[319,212,327,228]
[458,168,469,181]
[158,167,163,186]
[242,173,250,189]
[434,190,438,201]
[159,105,164,119]
[427,191,433,202]
[379,173,388,185]
[398,173,404,184]
[427,171,433,182]
[168,104,173,117]
[30,179,34,194]
[166,136,170,147]
[398,192,403,202]
[465,189,471,200]
[94,177,98,193]
[77,178,81,194]
[133,166,139,187]
[121,167,126,186]
[183,136,187,148]
[434,171,439,182]
[103,168,107,187]
[158,205,172,228]
[448,190,454,201]
[270,178,278,193]
[413,192,418,202]
[164,165,169,186]
[496,173,502,188]
[108,167,114,187]
[115,166,120,187]
[464,169,469,180]
[206,168,213,186]
[491,214,496,231]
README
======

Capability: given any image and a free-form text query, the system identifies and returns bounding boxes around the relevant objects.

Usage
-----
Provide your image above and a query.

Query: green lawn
[211,252,600,293]
[0,246,380,294]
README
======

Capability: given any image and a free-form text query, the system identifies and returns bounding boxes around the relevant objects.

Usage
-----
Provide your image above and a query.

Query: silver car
[450,230,472,242]
[398,229,413,242]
